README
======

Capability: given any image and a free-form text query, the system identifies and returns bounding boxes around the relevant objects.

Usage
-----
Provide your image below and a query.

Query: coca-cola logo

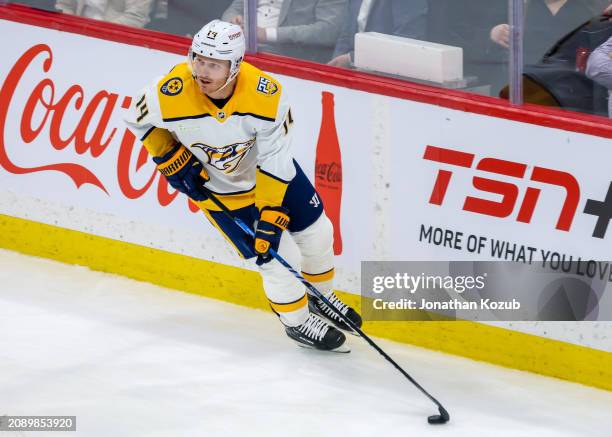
[315,161,342,184]
[0,43,199,213]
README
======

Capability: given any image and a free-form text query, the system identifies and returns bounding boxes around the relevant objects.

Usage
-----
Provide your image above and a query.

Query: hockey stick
[202,189,450,425]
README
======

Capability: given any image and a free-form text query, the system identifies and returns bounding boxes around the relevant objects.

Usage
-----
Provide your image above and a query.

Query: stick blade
[427,406,450,425]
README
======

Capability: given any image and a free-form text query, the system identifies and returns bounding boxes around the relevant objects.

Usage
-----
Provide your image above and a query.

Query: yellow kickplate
[1,213,610,391]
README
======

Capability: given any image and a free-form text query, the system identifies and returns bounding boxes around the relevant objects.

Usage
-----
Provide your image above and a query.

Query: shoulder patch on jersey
[256,76,278,96]
[156,64,215,121]
[160,77,183,96]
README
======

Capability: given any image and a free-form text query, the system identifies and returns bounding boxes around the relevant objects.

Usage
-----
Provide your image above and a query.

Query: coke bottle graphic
[314,91,343,255]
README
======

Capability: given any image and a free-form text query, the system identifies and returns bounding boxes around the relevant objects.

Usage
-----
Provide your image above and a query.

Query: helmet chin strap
[210,70,238,95]
[191,67,238,96]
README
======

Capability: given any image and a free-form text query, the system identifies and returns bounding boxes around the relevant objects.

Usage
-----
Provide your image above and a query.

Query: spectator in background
[147,0,233,37]
[55,0,154,27]
[16,1,57,10]
[489,0,610,65]
[586,35,612,116]
[222,0,346,63]
[329,0,428,68]
[427,0,508,94]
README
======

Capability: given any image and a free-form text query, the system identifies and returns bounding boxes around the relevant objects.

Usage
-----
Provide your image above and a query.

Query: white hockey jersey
[125,61,296,212]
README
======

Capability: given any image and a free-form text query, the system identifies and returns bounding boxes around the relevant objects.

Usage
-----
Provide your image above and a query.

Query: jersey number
[282,109,294,135]
[135,94,149,122]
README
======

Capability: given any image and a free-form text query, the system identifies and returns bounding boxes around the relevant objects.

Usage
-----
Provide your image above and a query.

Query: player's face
[191,54,231,95]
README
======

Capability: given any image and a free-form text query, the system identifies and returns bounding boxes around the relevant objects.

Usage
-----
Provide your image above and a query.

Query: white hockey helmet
[189,20,245,89]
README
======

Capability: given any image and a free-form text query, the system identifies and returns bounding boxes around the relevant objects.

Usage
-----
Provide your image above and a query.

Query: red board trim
[2,3,611,138]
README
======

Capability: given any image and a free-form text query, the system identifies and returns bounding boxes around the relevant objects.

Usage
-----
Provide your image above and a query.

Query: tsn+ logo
[423,145,612,239]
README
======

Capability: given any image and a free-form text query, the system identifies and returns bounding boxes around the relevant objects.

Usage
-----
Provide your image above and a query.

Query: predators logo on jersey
[193,139,255,173]
[160,77,183,96]
[256,77,278,96]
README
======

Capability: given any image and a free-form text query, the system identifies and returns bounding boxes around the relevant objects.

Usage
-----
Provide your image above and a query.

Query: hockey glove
[153,145,209,201]
[254,206,290,266]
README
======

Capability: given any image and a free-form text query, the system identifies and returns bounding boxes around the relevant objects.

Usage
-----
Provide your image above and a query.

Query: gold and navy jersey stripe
[269,294,308,313]
[302,268,335,283]
[232,112,276,122]
[193,186,256,212]
[163,113,214,123]
[255,167,290,211]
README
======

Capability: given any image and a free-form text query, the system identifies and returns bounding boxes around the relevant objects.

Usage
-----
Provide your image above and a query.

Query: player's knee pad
[291,213,335,296]
[271,230,302,272]
[291,213,334,258]
[258,231,305,304]
[259,245,301,286]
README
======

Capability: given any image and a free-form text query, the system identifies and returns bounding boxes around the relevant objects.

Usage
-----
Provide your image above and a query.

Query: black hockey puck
[427,406,450,425]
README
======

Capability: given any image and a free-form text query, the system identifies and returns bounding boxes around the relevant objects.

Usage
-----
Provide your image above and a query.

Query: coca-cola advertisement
[315,91,343,255]
[0,19,374,283]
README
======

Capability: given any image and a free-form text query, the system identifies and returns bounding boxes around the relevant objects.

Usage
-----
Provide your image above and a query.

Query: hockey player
[125,20,362,352]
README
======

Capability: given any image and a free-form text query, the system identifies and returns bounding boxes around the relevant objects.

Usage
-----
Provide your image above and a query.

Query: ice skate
[285,312,349,353]
[308,292,362,335]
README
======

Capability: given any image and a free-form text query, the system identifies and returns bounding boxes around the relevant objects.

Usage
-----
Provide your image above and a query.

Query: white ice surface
[0,249,611,437]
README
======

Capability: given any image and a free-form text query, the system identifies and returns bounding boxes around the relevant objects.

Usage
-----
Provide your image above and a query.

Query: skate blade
[296,342,351,353]
[337,325,360,336]
[308,304,360,336]
[324,319,360,337]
